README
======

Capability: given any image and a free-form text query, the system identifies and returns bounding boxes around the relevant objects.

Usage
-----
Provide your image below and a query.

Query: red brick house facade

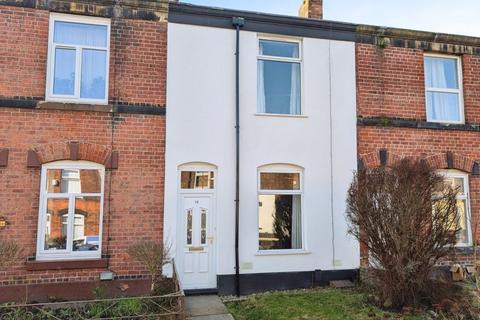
[356,35,480,265]
[0,0,168,302]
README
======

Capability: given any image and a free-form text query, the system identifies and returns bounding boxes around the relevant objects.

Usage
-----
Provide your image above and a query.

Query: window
[37,161,104,260]
[46,14,110,104]
[258,168,303,251]
[437,172,472,246]
[257,39,301,115]
[424,55,463,123]
[181,171,215,190]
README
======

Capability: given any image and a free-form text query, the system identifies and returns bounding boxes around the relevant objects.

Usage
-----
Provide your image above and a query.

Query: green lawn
[225,288,426,320]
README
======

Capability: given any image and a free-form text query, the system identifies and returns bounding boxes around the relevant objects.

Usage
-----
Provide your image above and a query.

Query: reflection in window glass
[259,40,299,58]
[181,171,214,189]
[201,208,207,245]
[53,48,76,95]
[81,49,107,99]
[44,198,69,251]
[186,209,193,245]
[260,172,300,190]
[73,197,100,251]
[258,194,302,250]
[47,169,101,193]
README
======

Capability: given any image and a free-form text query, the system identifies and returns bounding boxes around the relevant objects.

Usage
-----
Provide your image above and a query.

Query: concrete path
[185,295,234,320]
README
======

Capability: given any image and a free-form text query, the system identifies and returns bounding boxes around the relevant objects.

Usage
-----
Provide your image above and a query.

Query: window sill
[25,258,108,271]
[38,101,113,113]
[426,119,465,125]
[254,113,308,118]
[255,249,310,256]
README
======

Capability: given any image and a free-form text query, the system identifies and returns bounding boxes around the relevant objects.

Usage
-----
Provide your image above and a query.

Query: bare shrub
[346,158,459,309]
[0,240,22,269]
[127,240,171,293]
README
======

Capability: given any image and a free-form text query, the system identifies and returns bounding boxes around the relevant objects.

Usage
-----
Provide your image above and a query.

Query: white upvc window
[424,54,464,123]
[438,170,472,247]
[46,13,111,104]
[257,37,302,115]
[257,165,304,252]
[36,161,105,261]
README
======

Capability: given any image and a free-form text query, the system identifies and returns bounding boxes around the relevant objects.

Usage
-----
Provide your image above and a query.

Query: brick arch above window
[27,142,118,169]
[359,149,479,176]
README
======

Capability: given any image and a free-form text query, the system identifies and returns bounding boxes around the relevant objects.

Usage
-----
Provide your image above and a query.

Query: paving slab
[186,295,233,319]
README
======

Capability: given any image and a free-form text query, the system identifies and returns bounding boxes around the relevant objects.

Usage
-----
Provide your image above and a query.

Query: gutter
[232,16,245,298]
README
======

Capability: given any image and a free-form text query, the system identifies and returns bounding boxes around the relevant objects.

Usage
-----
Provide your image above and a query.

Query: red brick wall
[0,4,166,299]
[356,42,480,264]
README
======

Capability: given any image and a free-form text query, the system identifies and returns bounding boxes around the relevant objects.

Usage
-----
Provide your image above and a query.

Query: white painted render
[165,22,359,286]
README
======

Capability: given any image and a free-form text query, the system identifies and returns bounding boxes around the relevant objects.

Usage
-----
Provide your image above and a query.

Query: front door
[180,195,215,289]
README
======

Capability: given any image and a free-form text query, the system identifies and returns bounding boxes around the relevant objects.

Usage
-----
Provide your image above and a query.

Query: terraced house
[1,0,480,302]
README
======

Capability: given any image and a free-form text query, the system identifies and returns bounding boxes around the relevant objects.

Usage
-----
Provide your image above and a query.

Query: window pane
[44,198,69,251]
[54,21,108,47]
[73,197,100,251]
[259,40,299,58]
[81,49,107,100]
[258,194,302,250]
[201,208,207,245]
[455,200,469,245]
[425,57,458,89]
[53,48,76,95]
[186,209,193,245]
[260,172,300,190]
[426,92,460,122]
[258,60,301,115]
[47,169,101,194]
[181,171,214,189]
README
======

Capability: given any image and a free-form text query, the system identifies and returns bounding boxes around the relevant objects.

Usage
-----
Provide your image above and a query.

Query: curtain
[291,195,302,249]
[289,44,301,115]
[290,63,301,115]
[80,49,107,99]
[53,48,76,95]
[257,60,266,113]
[425,58,459,121]
[54,21,108,47]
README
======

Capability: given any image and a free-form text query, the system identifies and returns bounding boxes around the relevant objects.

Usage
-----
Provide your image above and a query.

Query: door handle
[207,236,214,244]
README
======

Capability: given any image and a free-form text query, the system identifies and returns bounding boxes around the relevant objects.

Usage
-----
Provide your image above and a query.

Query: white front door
[180,195,216,289]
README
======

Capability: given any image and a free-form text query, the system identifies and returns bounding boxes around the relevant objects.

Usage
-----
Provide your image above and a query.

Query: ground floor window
[439,171,472,246]
[37,161,104,260]
[258,166,303,251]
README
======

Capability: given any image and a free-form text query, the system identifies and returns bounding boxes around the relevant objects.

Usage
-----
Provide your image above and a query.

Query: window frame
[257,165,305,254]
[424,53,464,124]
[36,160,105,261]
[46,13,111,105]
[257,36,303,116]
[438,170,472,247]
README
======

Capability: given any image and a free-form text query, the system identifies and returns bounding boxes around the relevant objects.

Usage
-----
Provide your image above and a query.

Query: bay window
[37,161,104,260]
[258,168,303,251]
[46,14,110,104]
[257,39,302,115]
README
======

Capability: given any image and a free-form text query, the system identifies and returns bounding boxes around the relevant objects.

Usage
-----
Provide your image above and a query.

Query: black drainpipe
[232,16,244,297]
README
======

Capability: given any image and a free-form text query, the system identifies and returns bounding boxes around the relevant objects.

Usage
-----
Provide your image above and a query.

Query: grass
[225,288,426,320]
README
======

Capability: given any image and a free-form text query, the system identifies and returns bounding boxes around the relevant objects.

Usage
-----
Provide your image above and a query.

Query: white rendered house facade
[164,3,359,295]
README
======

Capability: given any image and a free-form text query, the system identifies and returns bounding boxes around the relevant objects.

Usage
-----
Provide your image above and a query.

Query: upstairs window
[424,55,463,123]
[257,39,302,115]
[37,161,104,260]
[258,167,303,251]
[46,14,110,104]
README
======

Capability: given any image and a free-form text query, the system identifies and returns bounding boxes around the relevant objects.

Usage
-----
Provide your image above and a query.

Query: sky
[183,0,480,37]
